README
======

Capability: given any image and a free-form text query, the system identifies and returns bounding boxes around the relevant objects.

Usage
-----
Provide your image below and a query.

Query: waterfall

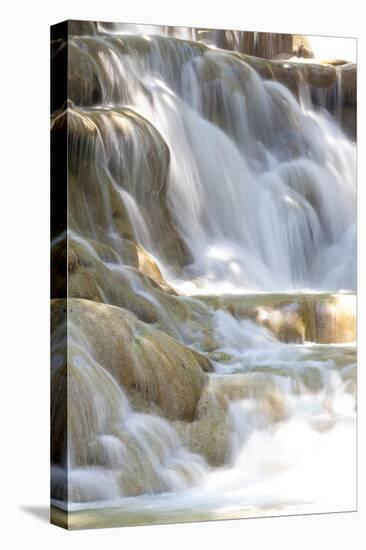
[51,301,356,518]
[51,21,356,527]
[62,30,356,294]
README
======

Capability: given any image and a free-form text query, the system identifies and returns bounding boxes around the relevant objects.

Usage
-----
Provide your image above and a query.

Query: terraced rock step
[197,293,356,344]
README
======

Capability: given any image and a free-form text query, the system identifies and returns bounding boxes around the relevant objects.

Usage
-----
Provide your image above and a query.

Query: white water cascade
[51,23,356,527]
[65,29,355,294]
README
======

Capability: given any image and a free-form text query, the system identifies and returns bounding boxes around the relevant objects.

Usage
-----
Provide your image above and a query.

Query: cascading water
[51,22,356,528]
[63,29,356,294]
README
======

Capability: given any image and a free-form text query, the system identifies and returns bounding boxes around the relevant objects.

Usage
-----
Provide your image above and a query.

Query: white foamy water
[52,311,356,518]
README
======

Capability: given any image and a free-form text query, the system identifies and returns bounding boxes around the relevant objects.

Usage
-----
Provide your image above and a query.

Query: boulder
[53,298,213,422]
[175,382,232,467]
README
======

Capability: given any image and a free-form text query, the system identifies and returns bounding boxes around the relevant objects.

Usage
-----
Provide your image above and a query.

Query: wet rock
[207,351,233,363]
[68,40,103,106]
[175,383,232,467]
[65,233,216,345]
[292,35,314,59]
[68,20,98,36]
[198,293,356,344]
[320,58,350,66]
[304,63,336,88]
[136,245,177,295]
[238,53,356,139]
[64,104,191,271]
[53,298,213,422]
[209,30,313,60]
[339,63,357,106]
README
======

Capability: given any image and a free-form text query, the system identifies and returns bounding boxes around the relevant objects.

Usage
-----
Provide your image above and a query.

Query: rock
[304,63,336,88]
[273,53,294,61]
[298,294,356,344]
[211,374,288,424]
[51,298,67,465]
[53,298,213,422]
[175,368,290,468]
[340,105,357,139]
[136,245,177,295]
[67,40,103,106]
[63,233,216,346]
[320,59,350,66]
[295,44,313,59]
[239,53,356,137]
[175,382,232,467]
[241,54,337,93]
[259,390,289,424]
[68,20,98,36]
[197,293,356,344]
[338,63,357,106]
[51,297,210,496]
[253,33,293,59]
[51,106,137,246]
[276,319,304,344]
[191,30,314,60]
[292,35,314,59]
[51,237,67,299]
[312,62,355,136]
[65,103,192,271]
[207,351,233,363]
